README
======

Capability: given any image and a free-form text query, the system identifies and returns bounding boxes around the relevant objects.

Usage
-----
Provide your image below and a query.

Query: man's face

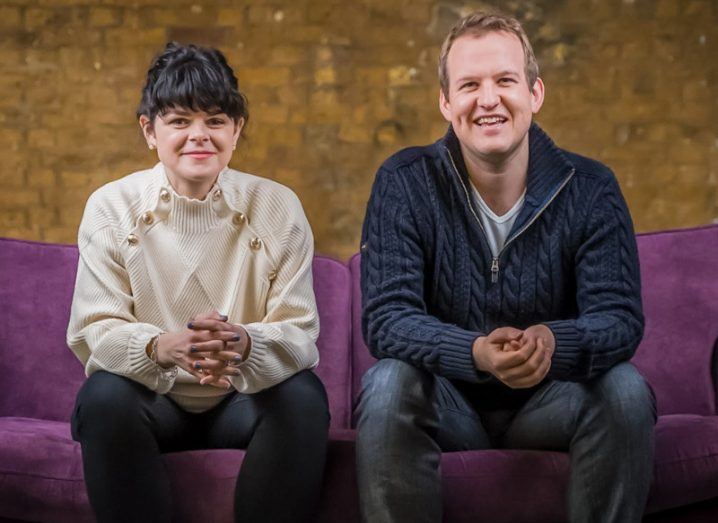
[439,31,544,167]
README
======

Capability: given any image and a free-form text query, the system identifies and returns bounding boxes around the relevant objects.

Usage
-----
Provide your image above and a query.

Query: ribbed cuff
[127,327,177,393]
[437,327,489,383]
[544,320,582,380]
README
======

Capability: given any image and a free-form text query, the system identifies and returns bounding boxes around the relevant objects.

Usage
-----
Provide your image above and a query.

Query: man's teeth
[477,116,505,125]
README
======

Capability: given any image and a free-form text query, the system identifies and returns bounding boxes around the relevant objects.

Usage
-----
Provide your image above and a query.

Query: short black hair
[137,42,249,127]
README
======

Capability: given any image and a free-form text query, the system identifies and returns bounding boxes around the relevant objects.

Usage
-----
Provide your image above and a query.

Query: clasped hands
[472,325,555,389]
[154,310,251,389]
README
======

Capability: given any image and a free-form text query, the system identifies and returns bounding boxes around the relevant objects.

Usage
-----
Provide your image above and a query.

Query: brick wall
[1,0,716,259]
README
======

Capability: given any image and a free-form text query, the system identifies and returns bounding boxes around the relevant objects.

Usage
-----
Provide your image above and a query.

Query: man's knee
[357,359,436,424]
[593,362,657,431]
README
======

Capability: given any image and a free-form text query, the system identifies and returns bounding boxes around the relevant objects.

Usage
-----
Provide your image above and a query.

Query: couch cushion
[6,415,715,522]
[312,256,353,429]
[0,239,86,422]
[0,417,358,523]
[650,414,718,512]
[633,225,718,416]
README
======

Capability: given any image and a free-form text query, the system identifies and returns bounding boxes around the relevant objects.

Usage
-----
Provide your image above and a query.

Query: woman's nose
[188,121,210,141]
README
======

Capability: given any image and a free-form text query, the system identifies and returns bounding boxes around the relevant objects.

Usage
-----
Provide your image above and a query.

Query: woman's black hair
[137,42,249,128]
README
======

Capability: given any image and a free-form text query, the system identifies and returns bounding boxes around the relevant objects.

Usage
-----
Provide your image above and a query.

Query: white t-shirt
[471,183,526,258]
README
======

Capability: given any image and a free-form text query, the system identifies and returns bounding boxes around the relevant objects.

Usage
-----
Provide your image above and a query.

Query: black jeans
[72,370,329,523]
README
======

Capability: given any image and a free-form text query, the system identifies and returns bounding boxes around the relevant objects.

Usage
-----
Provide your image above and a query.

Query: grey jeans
[355,359,656,523]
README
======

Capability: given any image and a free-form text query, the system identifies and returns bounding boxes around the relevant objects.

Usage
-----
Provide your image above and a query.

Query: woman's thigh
[72,371,197,452]
[203,370,329,449]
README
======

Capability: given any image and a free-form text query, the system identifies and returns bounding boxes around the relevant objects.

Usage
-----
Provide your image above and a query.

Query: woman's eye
[170,118,188,125]
[208,118,226,126]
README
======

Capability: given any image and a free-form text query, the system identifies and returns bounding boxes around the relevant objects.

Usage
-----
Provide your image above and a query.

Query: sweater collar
[439,122,575,237]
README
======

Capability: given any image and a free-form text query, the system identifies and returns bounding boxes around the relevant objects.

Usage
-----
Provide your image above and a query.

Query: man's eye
[499,78,516,84]
[461,81,477,90]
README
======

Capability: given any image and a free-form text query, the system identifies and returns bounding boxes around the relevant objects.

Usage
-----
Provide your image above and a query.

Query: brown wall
[2,0,717,260]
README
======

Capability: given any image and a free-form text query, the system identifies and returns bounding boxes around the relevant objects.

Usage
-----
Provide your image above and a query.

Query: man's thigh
[499,362,654,451]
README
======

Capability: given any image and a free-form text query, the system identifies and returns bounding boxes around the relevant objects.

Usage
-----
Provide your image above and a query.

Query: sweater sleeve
[66,199,178,393]
[545,176,644,381]
[230,203,320,394]
[361,167,487,383]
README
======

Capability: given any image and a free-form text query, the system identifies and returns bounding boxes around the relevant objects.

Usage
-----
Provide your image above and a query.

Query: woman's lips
[183,152,215,159]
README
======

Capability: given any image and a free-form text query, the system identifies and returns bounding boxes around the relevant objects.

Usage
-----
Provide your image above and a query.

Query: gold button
[127,234,139,245]
[141,211,154,225]
[212,189,222,201]
[160,189,170,202]
[249,237,262,250]
[268,270,277,281]
[232,212,246,226]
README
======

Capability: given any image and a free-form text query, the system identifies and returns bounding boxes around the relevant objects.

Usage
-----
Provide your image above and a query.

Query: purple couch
[1,225,718,522]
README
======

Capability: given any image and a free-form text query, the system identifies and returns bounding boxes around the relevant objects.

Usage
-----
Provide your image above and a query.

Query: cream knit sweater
[67,163,320,413]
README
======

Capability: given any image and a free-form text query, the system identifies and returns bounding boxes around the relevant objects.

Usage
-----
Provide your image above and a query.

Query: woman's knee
[73,372,149,436]
[260,370,330,427]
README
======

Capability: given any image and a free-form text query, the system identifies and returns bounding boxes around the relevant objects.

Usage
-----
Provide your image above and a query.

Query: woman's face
[141,108,243,198]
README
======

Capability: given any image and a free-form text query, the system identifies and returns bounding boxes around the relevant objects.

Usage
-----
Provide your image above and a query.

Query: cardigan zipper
[445,146,575,283]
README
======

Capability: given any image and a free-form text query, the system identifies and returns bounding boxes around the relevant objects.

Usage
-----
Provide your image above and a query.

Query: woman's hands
[154,310,251,389]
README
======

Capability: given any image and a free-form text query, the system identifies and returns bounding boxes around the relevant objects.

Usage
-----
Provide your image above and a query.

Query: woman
[67,43,329,523]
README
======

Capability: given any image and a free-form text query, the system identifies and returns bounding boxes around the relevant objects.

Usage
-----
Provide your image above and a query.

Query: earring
[232,143,237,150]
[149,144,155,150]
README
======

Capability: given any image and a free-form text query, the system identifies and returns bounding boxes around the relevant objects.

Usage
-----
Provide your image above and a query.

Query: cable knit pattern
[67,163,319,412]
[361,124,643,405]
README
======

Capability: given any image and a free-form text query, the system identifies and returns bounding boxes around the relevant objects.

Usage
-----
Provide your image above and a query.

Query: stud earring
[232,144,237,150]
[149,144,155,150]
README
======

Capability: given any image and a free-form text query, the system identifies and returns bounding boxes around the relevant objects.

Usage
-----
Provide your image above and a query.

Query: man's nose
[477,83,499,108]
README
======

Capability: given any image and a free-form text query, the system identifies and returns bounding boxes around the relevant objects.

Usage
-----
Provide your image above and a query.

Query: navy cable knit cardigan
[360,123,643,403]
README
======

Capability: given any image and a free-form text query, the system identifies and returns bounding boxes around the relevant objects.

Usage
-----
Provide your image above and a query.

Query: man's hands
[472,324,555,389]
[154,310,251,389]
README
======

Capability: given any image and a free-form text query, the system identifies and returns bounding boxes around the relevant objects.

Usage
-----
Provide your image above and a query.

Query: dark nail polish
[234,355,242,362]
[220,314,228,321]
[232,334,241,342]
[194,362,201,369]
[187,322,194,329]
[190,345,198,353]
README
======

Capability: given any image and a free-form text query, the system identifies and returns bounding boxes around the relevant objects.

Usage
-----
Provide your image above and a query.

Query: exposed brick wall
[1,0,716,259]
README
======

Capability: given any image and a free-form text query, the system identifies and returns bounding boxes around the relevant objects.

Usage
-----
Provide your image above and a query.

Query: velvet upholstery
[2,226,718,522]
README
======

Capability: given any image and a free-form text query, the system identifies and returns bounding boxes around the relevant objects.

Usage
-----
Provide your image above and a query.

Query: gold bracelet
[147,335,160,364]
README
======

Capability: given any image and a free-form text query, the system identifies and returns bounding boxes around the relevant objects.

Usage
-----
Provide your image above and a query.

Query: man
[356,11,656,523]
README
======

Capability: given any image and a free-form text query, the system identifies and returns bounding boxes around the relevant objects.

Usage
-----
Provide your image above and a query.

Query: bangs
[150,59,241,119]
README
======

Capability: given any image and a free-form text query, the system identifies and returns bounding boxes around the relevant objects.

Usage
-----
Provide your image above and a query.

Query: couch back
[1,225,717,427]
[348,225,718,419]
[0,238,354,429]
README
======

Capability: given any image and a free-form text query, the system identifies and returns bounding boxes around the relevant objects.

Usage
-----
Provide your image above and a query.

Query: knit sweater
[67,163,319,413]
[360,124,643,406]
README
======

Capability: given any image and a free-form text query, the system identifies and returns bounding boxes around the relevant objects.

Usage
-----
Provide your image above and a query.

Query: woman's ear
[232,117,245,148]
[139,115,156,150]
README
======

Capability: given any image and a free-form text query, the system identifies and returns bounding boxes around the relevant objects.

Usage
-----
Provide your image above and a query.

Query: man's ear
[530,77,545,114]
[139,115,156,149]
[438,88,453,123]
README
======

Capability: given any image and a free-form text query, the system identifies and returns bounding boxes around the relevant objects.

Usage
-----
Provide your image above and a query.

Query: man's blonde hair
[438,12,539,96]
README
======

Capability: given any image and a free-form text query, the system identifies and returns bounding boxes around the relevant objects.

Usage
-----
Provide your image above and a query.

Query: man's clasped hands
[472,325,556,389]
[153,310,250,389]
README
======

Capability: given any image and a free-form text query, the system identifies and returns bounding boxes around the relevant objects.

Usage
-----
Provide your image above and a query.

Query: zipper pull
[491,258,499,283]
